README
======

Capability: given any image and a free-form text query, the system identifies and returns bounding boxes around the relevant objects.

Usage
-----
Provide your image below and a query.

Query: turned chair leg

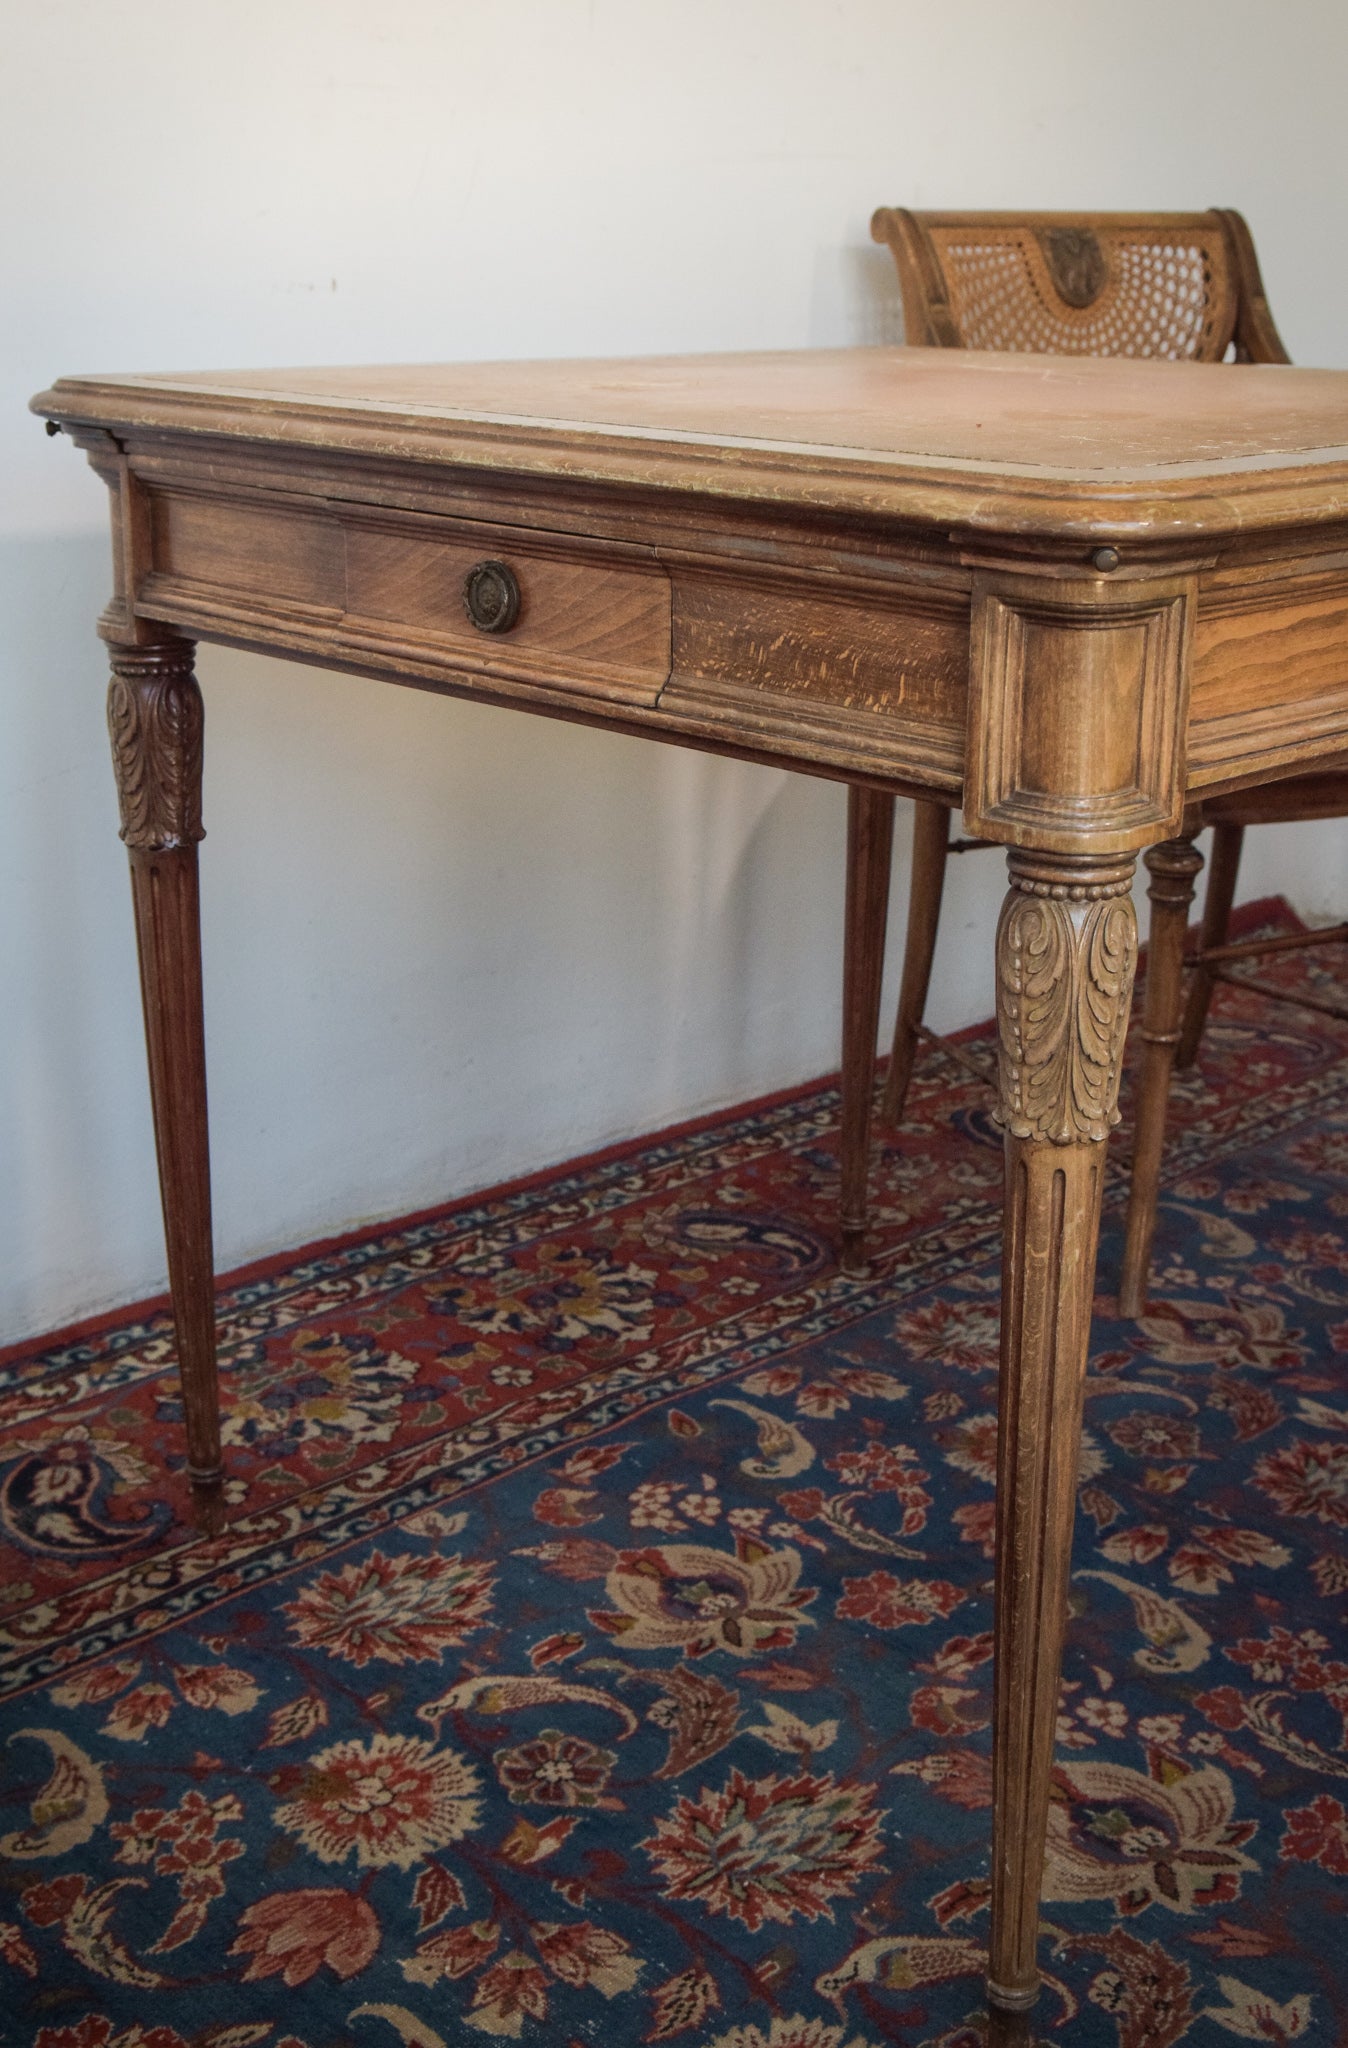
[880,798,951,1125]
[839,785,896,1273]
[1119,834,1204,1318]
[1177,820,1244,1068]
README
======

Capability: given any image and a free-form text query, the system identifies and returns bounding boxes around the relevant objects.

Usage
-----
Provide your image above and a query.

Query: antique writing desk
[32,347,1348,2034]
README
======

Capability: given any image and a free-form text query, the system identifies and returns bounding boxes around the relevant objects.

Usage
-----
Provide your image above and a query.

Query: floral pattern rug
[3,903,1348,2047]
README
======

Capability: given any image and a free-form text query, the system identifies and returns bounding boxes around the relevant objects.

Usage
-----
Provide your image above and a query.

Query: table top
[33,347,1348,541]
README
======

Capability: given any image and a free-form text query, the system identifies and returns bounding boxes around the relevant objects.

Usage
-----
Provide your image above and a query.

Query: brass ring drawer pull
[463,558,521,634]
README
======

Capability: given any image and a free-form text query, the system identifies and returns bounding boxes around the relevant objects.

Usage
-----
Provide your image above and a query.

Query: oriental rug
[3,903,1348,2047]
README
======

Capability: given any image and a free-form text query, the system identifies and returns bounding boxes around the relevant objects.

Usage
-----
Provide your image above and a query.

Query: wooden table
[32,347,1348,2036]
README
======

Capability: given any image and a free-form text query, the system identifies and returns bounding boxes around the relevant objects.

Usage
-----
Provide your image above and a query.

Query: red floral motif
[1274,1225,1348,1274]
[1207,1380,1282,1442]
[1253,1438,1348,1526]
[111,1789,245,1952]
[1226,1624,1348,1693]
[34,2025,191,2048]
[230,1887,380,1985]
[559,1444,634,1483]
[910,1684,988,1736]
[0,1920,37,1976]
[273,1732,481,1869]
[1280,1794,1348,1874]
[533,1919,642,1994]
[103,1682,174,1742]
[1105,1413,1202,1462]
[836,1570,964,1630]
[824,1441,932,1538]
[923,1632,994,1679]
[533,1486,601,1527]
[468,1950,550,2033]
[1100,1524,1169,1566]
[892,1297,999,1373]
[19,1875,86,1928]
[1194,1685,1247,1732]
[778,1488,825,1521]
[261,1692,329,1749]
[494,1729,619,1809]
[943,1413,998,1483]
[411,1858,468,1930]
[173,1663,262,1715]
[402,1917,500,1987]
[284,1547,495,1665]
[641,1767,883,1931]
[1312,1550,1348,1596]
[953,1499,996,1557]
[48,1658,142,1709]
[891,1747,993,1809]
[647,1964,721,2040]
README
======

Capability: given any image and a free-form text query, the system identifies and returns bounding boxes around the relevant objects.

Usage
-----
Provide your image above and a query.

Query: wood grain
[33,346,1348,540]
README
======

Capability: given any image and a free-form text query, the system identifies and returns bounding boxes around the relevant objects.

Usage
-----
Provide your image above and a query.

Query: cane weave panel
[930,225,1238,361]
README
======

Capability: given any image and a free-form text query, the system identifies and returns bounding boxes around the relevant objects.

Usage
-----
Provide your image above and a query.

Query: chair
[839,208,1348,1308]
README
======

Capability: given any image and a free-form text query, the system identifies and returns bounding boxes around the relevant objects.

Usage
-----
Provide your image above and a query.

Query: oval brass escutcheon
[463,559,521,634]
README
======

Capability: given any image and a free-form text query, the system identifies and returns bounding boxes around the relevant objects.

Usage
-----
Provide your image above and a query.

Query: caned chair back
[870,207,1288,365]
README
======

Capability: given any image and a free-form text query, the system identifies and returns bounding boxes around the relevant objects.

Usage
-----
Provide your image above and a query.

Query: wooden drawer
[144,490,673,707]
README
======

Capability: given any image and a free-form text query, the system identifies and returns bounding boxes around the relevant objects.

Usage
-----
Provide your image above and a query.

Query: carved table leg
[840,785,895,1273]
[1118,833,1203,1317]
[107,637,223,1532]
[988,848,1138,2021]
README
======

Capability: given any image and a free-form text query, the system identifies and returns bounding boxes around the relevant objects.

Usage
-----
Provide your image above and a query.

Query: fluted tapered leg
[881,798,951,1125]
[1118,834,1203,1316]
[839,785,895,1272]
[107,636,223,1532]
[988,848,1138,2020]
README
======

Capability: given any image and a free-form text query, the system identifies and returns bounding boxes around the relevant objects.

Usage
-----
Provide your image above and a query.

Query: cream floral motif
[642,1767,884,1931]
[590,1540,815,1657]
[285,1548,495,1665]
[274,1732,481,1870]
[1253,1438,1348,1526]
[1135,1297,1306,1375]
[706,2021,879,2048]
[1044,1758,1257,1914]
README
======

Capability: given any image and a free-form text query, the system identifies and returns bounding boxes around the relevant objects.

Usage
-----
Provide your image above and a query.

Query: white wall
[5,0,1348,1344]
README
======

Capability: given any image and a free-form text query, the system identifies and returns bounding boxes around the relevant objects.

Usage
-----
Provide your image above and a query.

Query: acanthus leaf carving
[106,645,204,853]
[995,860,1137,1145]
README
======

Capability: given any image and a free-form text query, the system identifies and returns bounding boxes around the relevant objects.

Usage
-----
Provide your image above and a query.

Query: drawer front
[343,518,671,702]
[145,490,672,706]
